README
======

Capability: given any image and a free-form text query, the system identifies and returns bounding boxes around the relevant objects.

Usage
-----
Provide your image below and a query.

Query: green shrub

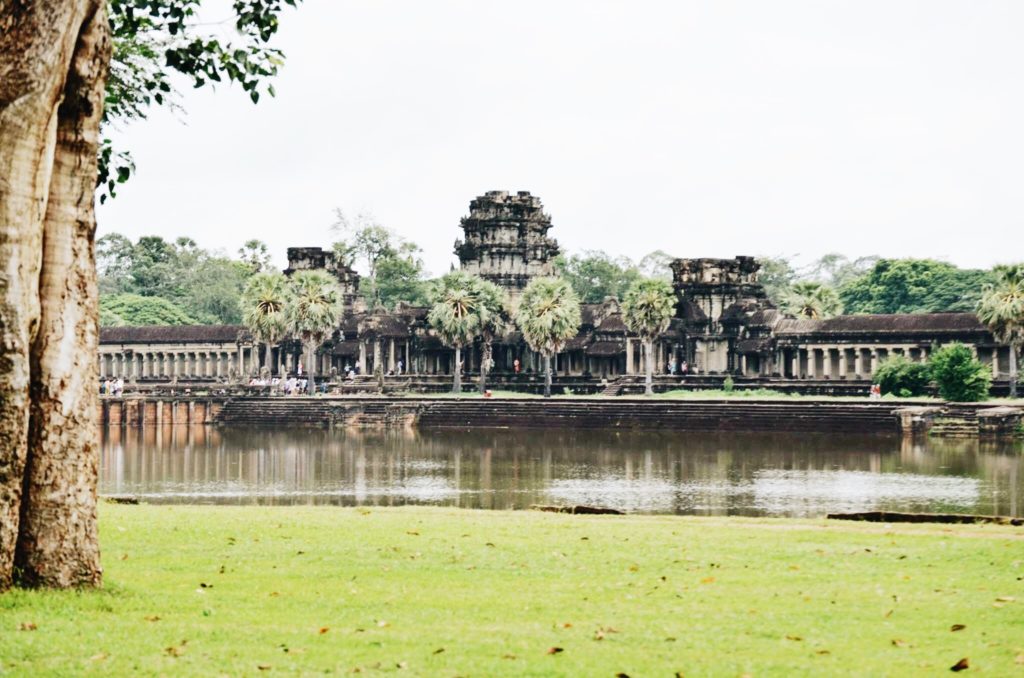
[928,343,992,402]
[723,375,735,392]
[872,355,931,397]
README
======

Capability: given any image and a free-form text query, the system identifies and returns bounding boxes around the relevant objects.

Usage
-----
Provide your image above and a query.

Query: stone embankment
[98,395,1023,438]
[215,396,907,434]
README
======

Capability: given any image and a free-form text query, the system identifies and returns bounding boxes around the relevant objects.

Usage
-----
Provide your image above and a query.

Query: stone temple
[97,191,1015,393]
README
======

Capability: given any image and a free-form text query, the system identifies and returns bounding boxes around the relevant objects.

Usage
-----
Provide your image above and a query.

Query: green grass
[2,506,1023,676]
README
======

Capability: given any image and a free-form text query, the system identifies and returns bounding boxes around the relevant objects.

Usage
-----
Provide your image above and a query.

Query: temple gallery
[98,191,1013,387]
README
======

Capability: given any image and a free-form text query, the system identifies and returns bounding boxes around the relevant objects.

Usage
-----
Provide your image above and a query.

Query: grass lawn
[2,506,1023,676]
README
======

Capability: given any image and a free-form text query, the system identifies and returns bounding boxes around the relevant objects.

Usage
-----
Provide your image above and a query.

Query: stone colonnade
[99,344,258,380]
[763,344,1012,380]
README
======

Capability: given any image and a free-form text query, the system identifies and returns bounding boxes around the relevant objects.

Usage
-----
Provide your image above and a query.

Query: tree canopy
[838,259,995,314]
[98,233,259,324]
[554,250,642,303]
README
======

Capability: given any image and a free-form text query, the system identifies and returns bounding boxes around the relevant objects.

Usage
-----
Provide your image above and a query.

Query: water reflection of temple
[99,428,1023,517]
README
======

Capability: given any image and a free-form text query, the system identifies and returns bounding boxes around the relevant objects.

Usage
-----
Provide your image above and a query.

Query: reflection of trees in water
[98,426,1024,516]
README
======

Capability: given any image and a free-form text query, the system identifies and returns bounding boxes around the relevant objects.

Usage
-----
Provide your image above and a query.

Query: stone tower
[454,190,560,292]
[284,246,362,309]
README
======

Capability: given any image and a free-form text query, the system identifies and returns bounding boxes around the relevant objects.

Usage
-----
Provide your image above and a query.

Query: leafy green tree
[839,259,995,314]
[637,250,674,281]
[100,0,302,200]
[928,344,992,402]
[332,210,428,307]
[872,356,931,397]
[514,278,582,398]
[808,253,879,288]
[756,255,799,306]
[99,294,198,326]
[373,244,430,309]
[783,281,843,319]
[186,258,253,324]
[286,271,345,394]
[96,233,136,293]
[977,264,1024,398]
[554,250,641,303]
[622,279,677,395]
[428,272,484,394]
[238,239,272,273]
[474,279,508,395]
[241,272,291,376]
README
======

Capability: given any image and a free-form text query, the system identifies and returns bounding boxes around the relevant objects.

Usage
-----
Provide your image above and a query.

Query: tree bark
[1,0,107,590]
[453,346,462,394]
[543,353,552,398]
[644,338,654,396]
[0,0,108,589]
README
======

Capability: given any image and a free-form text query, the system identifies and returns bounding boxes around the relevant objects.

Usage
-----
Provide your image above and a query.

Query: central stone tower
[454,190,560,293]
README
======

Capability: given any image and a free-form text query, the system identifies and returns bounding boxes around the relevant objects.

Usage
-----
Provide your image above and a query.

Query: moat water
[98,426,1024,518]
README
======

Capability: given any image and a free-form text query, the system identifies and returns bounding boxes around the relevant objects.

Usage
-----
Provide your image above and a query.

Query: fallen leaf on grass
[269,592,279,597]
[432,648,445,655]
[700,576,715,584]
[816,650,831,655]
[502,654,516,660]
[377,620,390,628]
[120,553,128,560]
[19,622,37,631]
[559,622,572,629]
[951,624,966,632]
[995,596,1015,603]
[1014,654,1024,665]
[891,639,909,648]
[406,531,419,536]
[257,664,272,671]
[165,645,185,657]
[786,635,803,642]
[616,673,631,677]
[144,615,161,622]
[199,582,213,588]
[90,653,108,662]
[319,627,330,635]
[546,647,564,655]
[950,657,969,672]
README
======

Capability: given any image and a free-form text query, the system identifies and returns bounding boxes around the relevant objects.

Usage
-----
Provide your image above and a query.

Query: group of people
[99,378,125,396]
[247,375,312,395]
[666,359,690,375]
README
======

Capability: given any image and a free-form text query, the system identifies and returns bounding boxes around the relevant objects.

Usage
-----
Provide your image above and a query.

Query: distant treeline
[97,228,997,327]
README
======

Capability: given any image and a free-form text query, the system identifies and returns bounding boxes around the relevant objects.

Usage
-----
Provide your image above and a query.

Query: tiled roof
[100,325,246,344]
[586,340,625,356]
[775,313,989,337]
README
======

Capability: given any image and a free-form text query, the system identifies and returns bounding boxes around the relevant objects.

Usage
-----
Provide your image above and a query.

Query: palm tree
[428,271,484,394]
[978,264,1024,398]
[622,278,677,395]
[783,281,843,319]
[240,272,291,377]
[475,279,508,395]
[514,277,582,398]
[285,270,346,395]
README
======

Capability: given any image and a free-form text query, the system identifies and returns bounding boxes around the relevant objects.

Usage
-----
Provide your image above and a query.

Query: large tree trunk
[0,0,109,590]
[543,353,552,398]
[644,338,654,396]
[453,346,462,394]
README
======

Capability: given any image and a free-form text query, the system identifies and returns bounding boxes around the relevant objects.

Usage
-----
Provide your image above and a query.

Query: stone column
[389,339,396,372]
[358,341,367,374]
[625,339,634,375]
[790,351,799,379]
[837,349,847,379]
[992,347,1001,378]
[853,349,863,378]
[869,350,879,376]
[821,348,832,379]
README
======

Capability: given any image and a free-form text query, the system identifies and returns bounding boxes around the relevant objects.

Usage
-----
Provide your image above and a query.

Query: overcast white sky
[97,0,1024,277]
